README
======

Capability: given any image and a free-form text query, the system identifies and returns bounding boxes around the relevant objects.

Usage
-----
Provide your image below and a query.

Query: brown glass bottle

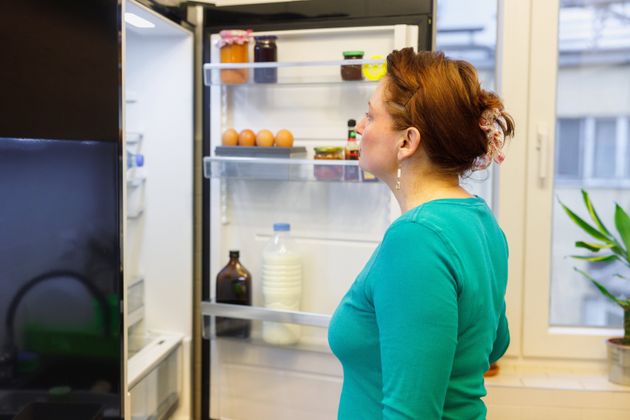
[215,250,252,338]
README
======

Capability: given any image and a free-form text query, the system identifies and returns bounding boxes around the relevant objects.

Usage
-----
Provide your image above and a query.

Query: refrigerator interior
[123,1,193,418]
[206,25,418,420]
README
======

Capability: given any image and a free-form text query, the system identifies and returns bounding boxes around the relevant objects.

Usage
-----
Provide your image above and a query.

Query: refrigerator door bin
[204,156,379,183]
[204,59,386,86]
[128,334,183,420]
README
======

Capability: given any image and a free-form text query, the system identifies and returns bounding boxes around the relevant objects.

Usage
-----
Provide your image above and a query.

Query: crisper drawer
[128,334,183,420]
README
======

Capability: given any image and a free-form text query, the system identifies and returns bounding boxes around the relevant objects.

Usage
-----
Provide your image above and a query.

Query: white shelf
[128,333,183,389]
[128,306,144,329]
[127,174,146,188]
[125,132,143,144]
[203,156,381,183]
[203,58,385,87]
[127,208,144,219]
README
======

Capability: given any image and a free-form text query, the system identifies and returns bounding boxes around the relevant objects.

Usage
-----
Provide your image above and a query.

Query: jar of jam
[217,29,252,84]
[313,147,344,181]
[341,51,364,81]
[254,35,278,83]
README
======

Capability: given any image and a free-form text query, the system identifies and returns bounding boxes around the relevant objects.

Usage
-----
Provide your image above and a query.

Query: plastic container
[341,50,364,81]
[261,223,302,345]
[218,29,252,84]
[313,146,344,181]
[254,35,278,83]
[127,151,144,169]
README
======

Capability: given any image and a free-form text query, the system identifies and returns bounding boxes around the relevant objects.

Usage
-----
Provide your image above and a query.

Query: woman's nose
[356,117,366,135]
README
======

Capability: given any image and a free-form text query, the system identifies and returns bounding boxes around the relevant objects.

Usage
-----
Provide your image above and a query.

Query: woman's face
[356,79,401,181]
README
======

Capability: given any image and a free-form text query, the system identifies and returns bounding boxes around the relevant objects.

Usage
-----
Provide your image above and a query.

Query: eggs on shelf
[222,128,294,147]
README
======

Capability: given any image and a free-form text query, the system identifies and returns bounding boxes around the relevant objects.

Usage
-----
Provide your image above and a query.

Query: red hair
[384,48,514,176]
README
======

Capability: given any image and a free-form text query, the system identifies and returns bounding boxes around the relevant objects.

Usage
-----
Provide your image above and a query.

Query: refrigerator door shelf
[204,59,385,86]
[204,156,381,183]
[128,333,183,389]
[201,301,331,328]
[128,334,183,419]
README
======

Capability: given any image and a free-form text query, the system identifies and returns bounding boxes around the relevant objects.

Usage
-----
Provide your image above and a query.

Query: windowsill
[486,359,630,393]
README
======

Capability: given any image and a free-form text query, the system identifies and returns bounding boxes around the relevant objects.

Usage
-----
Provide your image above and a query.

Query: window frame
[498,0,627,359]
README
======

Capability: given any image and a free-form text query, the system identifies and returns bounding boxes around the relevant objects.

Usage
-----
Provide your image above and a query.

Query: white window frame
[498,0,626,359]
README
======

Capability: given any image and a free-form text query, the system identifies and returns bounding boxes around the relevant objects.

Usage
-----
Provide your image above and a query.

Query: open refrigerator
[119,1,488,419]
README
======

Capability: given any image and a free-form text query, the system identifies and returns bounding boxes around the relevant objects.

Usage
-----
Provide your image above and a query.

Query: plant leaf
[614,204,630,260]
[559,200,611,243]
[570,254,618,263]
[575,268,626,307]
[582,190,611,235]
[575,241,613,252]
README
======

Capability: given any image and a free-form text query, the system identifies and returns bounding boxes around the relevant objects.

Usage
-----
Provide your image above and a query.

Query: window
[435,0,498,205]
[522,0,630,359]
[592,118,617,179]
[555,118,584,180]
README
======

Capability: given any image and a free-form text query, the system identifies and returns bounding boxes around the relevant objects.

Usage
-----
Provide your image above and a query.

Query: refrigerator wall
[123,1,193,418]
[206,25,418,420]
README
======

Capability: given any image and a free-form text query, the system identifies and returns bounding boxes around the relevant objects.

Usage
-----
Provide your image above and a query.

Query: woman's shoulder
[398,196,493,232]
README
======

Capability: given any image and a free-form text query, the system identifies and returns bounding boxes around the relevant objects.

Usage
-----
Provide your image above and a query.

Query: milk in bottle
[262,223,302,345]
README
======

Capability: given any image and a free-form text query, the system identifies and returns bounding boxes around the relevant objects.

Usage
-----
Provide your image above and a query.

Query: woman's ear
[397,127,421,161]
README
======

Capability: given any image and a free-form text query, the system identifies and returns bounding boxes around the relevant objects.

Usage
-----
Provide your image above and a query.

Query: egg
[274,129,294,148]
[222,128,239,146]
[238,129,256,147]
[256,129,275,147]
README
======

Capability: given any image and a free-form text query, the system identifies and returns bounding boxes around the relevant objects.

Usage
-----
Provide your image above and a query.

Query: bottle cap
[135,153,144,167]
[229,250,240,258]
[254,35,278,41]
[273,223,290,232]
[342,50,364,58]
[347,119,356,127]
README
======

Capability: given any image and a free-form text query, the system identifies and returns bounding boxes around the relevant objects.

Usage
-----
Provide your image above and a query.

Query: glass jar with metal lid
[341,50,365,81]
[313,146,344,181]
[254,35,278,83]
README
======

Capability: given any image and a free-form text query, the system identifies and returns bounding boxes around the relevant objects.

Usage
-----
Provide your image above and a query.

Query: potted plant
[559,190,630,385]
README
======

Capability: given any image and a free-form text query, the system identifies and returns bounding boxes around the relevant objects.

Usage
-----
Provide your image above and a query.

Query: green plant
[559,190,630,345]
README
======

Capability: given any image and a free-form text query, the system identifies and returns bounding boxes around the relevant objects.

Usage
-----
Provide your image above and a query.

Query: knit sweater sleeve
[366,221,460,419]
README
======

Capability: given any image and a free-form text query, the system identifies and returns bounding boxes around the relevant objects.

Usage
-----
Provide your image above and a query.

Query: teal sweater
[328,196,509,420]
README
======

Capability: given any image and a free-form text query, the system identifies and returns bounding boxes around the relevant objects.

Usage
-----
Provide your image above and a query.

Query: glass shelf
[203,156,381,183]
[202,302,332,353]
[203,58,385,87]
[215,330,332,355]
[201,301,331,328]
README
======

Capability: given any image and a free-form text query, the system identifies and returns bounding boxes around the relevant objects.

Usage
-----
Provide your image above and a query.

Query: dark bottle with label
[254,35,278,83]
[344,119,360,181]
[215,250,252,338]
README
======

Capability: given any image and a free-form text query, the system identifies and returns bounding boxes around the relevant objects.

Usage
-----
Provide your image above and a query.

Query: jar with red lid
[217,29,252,84]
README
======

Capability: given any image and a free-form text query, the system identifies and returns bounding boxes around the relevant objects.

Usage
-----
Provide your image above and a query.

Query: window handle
[536,124,549,184]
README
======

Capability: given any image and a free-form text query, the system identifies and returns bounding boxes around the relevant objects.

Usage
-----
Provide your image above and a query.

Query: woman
[328,48,513,420]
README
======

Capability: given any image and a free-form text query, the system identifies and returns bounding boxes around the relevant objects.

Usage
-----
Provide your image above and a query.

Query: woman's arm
[369,221,459,419]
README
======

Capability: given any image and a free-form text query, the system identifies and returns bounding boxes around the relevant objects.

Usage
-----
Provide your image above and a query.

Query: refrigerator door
[122,1,194,419]
[202,22,428,419]
[0,1,123,418]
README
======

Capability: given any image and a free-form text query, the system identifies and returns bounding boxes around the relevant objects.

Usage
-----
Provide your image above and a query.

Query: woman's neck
[392,166,472,213]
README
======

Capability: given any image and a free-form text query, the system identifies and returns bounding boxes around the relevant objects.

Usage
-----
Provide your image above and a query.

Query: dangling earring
[395,166,401,190]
